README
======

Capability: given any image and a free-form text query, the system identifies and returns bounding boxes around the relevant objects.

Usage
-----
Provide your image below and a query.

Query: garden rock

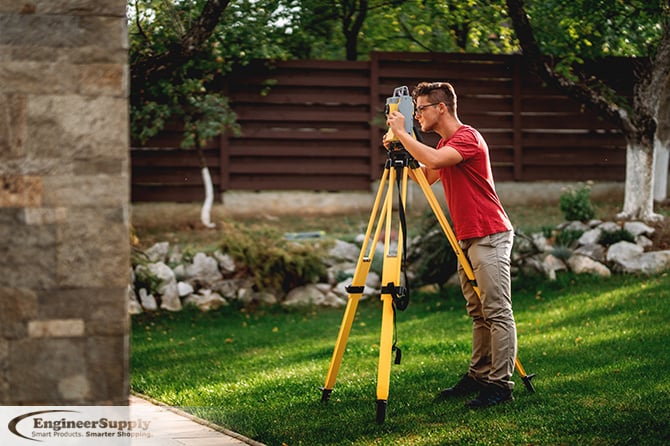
[138,288,157,311]
[145,241,169,262]
[567,254,611,277]
[128,285,142,315]
[283,284,346,308]
[214,251,236,273]
[177,281,194,297]
[186,252,223,285]
[615,251,670,274]
[578,228,602,246]
[147,261,181,312]
[606,241,644,264]
[623,221,655,238]
[184,290,228,311]
[542,254,568,280]
[327,240,361,263]
[574,243,606,263]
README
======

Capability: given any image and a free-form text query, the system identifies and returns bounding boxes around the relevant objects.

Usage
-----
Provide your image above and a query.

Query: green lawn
[131,273,670,445]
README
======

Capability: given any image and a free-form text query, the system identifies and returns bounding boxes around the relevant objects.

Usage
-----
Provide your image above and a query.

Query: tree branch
[132,0,232,87]
[505,0,635,134]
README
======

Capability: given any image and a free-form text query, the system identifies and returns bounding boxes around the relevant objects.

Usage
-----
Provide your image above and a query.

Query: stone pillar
[0,1,130,404]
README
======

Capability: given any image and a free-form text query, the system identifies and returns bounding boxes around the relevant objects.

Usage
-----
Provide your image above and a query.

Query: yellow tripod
[319,147,535,424]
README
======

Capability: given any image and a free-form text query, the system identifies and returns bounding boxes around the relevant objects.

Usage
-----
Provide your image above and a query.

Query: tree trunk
[195,134,216,228]
[200,166,216,228]
[619,140,662,221]
[654,138,669,202]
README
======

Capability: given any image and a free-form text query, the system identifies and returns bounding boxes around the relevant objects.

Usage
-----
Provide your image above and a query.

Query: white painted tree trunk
[200,166,216,228]
[618,142,663,222]
[653,137,669,202]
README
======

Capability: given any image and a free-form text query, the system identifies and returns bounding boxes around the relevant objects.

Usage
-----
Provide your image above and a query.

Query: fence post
[512,55,523,180]
[219,131,230,199]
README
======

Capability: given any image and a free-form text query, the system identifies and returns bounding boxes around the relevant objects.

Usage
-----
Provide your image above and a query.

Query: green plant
[598,228,635,246]
[559,182,596,221]
[133,264,162,295]
[218,221,329,294]
[554,228,584,248]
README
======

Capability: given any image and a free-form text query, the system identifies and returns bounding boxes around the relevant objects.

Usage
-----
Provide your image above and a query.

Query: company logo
[6,409,152,443]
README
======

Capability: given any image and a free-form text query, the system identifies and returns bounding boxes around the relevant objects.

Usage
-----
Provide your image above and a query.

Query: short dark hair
[412,82,457,114]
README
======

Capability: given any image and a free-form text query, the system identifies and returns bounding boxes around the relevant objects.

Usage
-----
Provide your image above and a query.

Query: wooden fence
[131,52,633,202]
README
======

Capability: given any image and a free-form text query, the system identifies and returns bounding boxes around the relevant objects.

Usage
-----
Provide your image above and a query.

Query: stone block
[22,207,68,225]
[0,1,126,16]
[56,208,129,288]
[0,223,57,289]
[42,175,129,208]
[73,158,127,176]
[0,61,76,94]
[86,335,129,402]
[0,93,26,156]
[0,338,7,401]
[25,95,128,160]
[8,337,88,404]
[28,319,85,338]
[0,287,38,339]
[0,175,42,207]
[0,15,125,49]
[37,287,129,336]
[78,63,128,97]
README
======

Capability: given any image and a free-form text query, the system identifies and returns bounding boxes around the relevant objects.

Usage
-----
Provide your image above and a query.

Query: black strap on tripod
[393,159,410,312]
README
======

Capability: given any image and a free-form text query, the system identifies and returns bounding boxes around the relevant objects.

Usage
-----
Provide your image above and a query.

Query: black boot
[437,374,486,399]
[466,382,513,408]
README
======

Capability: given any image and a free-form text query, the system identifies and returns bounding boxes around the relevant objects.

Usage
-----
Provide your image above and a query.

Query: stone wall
[0,1,129,404]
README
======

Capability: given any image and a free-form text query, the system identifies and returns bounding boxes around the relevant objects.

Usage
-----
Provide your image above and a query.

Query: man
[385,81,517,408]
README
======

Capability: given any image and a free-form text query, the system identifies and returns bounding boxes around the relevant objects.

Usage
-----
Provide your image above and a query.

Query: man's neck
[436,114,463,139]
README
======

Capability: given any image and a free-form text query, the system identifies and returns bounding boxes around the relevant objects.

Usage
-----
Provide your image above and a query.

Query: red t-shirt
[437,125,512,240]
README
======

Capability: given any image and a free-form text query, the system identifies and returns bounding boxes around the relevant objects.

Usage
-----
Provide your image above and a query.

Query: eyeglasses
[415,102,441,115]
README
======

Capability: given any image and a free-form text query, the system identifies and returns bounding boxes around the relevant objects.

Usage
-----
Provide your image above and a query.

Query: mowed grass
[131,272,670,445]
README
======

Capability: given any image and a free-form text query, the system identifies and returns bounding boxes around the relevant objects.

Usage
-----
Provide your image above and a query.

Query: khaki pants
[458,230,517,390]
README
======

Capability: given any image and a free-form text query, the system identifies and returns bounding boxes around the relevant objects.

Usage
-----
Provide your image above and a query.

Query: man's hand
[386,111,407,138]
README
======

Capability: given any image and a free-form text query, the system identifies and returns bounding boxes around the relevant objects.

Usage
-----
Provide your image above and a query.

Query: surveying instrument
[319,86,535,424]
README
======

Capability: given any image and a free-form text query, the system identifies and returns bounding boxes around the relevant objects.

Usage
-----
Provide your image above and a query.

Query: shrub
[554,228,584,248]
[598,228,635,247]
[218,221,328,294]
[559,182,596,222]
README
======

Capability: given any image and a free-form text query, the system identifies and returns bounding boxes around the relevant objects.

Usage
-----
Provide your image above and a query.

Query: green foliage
[133,263,162,295]
[598,228,635,247]
[554,228,584,248]
[131,273,670,445]
[218,221,328,293]
[128,0,292,147]
[559,182,596,222]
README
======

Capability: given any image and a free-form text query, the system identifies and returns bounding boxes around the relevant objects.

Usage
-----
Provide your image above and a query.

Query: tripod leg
[375,165,408,423]
[410,166,536,392]
[321,169,391,402]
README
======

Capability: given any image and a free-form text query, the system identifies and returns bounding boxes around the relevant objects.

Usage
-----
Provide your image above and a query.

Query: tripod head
[384,86,415,151]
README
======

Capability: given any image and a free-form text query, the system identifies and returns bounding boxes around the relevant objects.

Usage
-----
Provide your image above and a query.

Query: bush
[218,221,328,294]
[559,182,596,221]
[554,228,584,248]
[598,228,635,246]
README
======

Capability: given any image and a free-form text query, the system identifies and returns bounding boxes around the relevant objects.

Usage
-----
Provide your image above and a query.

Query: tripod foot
[522,373,536,393]
[375,399,387,424]
[320,387,333,403]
